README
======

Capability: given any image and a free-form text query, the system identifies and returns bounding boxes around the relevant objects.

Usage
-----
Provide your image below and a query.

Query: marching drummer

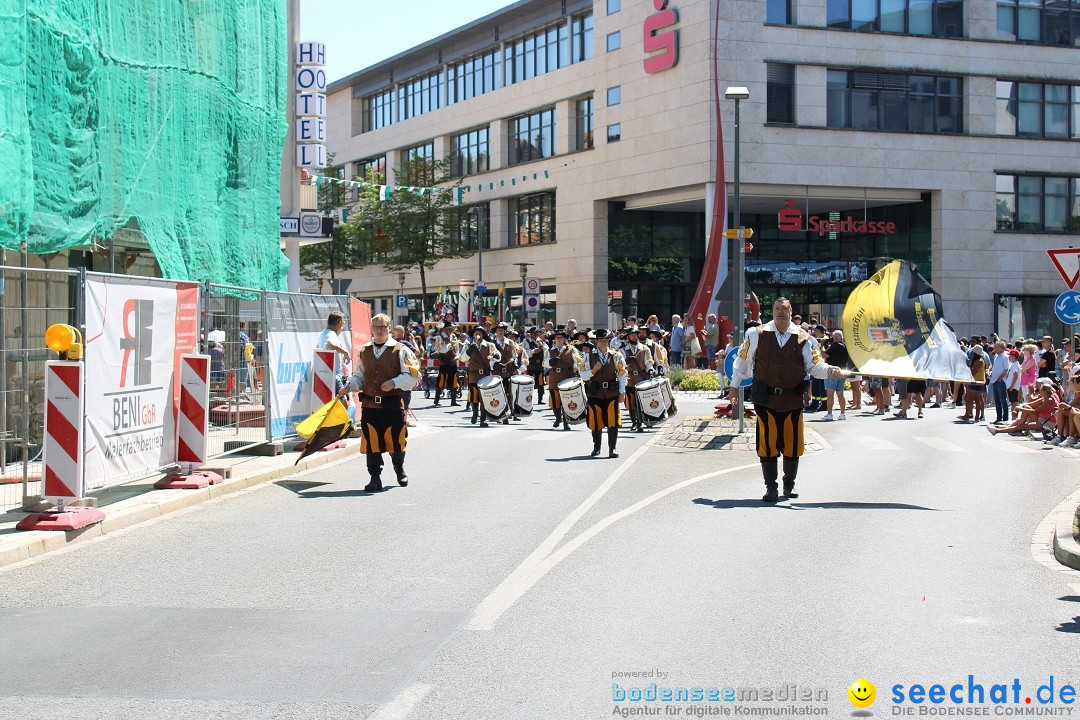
[338,313,421,493]
[648,328,669,372]
[546,328,580,430]
[522,326,547,405]
[492,324,522,424]
[464,326,502,427]
[432,322,461,407]
[577,328,628,458]
[622,326,656,433]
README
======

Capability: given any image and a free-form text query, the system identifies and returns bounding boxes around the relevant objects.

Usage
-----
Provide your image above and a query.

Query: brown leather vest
[586,349,619,399]
[493,338,515,379]
[360,343,404,409]
[754,330,808,412]
[547,345,577,389]
[623,343,649,388]
[467,342,493,384]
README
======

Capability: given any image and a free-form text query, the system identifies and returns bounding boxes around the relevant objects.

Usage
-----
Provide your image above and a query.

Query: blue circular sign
[724,348,752,387]
[1054,290,1080,325]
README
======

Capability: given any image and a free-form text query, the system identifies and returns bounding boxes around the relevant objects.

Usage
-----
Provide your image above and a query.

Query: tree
[299,154,369,288]
[338,154,467,316]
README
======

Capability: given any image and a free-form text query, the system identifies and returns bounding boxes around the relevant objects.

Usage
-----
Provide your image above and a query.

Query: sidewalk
[0,440,360,571]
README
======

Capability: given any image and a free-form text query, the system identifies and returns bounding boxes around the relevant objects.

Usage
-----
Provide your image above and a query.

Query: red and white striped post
[155,354,222,490]
[311,349,336,412]
[17,361,105,531]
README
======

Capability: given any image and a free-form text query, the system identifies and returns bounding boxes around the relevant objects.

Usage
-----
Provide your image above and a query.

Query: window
[826,70,962,133]
[451,203,491,251]
[996,174,1080,232]
[607,0,621,13]
[607,31,622,51]
[997,80,1080,138]
[510,107,556,165]
[400,141,434,185]
[998,0,1080,43]
[574,96,594,151]
[766,64,795,124]
[355,155,386,182]
[448,48,501,104]
[607,86,621,106]
[397,71,442,121]
[505,22,570,85]
[511,192,557,245]
[827,0,962,36]
[607,123,622,143]
[767,0,792,23]
[571,13,594,63]
[362,87,395,132]
[452,127,490,178]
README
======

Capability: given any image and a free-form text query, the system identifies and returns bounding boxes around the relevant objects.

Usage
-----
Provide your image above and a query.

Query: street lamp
[725,85,750,433]
[466,205,486,284]
[519,262,533,325]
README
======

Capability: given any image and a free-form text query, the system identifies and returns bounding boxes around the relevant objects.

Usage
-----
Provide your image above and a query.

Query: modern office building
[324,0,1080,339]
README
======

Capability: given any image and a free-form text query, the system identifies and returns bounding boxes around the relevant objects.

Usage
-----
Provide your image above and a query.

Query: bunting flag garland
[314,169,551,207]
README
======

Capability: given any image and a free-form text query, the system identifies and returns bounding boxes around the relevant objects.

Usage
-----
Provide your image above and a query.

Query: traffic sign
[524,295,541,313]
[524,276,541,294]
[476,284,487,295]
[744,243,754,254]
[1054,290,1080,324]
[723,350,752,387]
[723,227,754,240]
[1047,248,1080,289]
[395,294,408,309]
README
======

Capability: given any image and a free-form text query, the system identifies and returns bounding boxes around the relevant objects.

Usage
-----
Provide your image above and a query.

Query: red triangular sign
[1047,248,1080,289]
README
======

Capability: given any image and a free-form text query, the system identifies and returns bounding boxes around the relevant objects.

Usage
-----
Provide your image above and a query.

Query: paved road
[1,395,1078,719]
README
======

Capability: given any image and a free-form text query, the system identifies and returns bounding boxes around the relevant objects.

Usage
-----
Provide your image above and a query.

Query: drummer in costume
[546,328,580,430]
[432,323,461,407]
[647,329,669,373]
[728,297,842,502]
[621,327,656,432]
[339,314,421,493]
[522,326,547,404]
[465,326,501,427]
[492,323,521,424]
[577,328,629,458]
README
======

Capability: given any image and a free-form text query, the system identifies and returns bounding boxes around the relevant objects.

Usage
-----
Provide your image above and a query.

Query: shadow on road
[1056,616,1080,633]
[546,455,611,462]
[692,498,938,511]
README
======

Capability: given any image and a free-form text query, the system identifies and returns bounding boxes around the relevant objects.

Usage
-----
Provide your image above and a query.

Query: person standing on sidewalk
[988,340,1010,424]
[729,298,842,503]
[822,330,850,421]
[317,311,351,394]
[339,314,420,493]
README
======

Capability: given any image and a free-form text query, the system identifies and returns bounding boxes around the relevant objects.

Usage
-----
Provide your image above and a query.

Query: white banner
[83,276,200,488]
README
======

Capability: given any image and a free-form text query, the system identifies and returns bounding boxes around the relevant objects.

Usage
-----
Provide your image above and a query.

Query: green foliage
[300,157,368,283]
[674,369,722,391]
[666,367,686,388]
[607,225,688,282]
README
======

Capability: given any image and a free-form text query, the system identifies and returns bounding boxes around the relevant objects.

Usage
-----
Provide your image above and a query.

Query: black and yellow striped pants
[359,405,407,455]
[755,405,804,459]
[586,395,622,430]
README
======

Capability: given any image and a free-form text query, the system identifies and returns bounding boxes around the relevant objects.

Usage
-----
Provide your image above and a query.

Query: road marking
[912,436,968,453]
[978,438,1040,454]
[852,435,902,451]
[369,683,433,720]
[468,455,758,631]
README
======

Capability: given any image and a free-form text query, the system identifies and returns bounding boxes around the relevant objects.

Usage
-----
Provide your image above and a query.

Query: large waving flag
[842,260,973,382]
[293,399,352,465]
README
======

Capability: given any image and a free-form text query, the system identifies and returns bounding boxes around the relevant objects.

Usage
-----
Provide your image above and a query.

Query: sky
[300,0,522,83]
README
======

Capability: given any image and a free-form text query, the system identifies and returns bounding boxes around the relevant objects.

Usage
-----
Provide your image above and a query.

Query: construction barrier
[311,349,336,412]
[154,354,222,490]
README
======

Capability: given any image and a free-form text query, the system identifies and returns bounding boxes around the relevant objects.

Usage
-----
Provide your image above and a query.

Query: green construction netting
[0,0,290,289]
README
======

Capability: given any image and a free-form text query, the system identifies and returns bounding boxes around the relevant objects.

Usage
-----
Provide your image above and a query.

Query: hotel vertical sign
[643,0,679,74]
[296,42,327,168]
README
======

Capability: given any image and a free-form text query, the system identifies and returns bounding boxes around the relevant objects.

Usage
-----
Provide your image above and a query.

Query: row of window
[770,0,1080,46]
[996,81,1080,138]
[996,175,1080,232]
[449,193,558,250]
[360,12,593,133]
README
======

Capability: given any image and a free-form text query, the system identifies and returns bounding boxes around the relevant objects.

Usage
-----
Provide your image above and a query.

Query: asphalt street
[0,394,1079,719]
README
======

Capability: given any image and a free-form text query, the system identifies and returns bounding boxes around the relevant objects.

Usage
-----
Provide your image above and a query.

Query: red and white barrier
[311,349,336,412]
[156,354,222,490]
[17,361,105,531]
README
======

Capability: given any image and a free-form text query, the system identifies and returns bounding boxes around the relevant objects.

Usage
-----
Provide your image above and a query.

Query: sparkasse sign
[778,199,896,236]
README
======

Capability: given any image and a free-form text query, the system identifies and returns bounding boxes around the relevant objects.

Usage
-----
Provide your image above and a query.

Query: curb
[0,442,361,571]
[1052,501,1080,571]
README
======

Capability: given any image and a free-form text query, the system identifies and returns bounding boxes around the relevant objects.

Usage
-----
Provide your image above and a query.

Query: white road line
[369,683,433,720]
[912,436,968,453]
[468,456,758,631]
[978,438,1040,454]
[852,435,903,451]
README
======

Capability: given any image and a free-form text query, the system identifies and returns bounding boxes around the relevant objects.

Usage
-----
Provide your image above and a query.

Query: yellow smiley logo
[848,678,876,709]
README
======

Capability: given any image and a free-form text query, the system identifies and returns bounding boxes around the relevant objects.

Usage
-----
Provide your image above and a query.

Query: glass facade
[354,155,386,182]
[505,23,570,85]
[448,49,501,104]
[511,192,556,245]
[996,174,1080,232]
[571,13,594,63]
[398,71,442,121]
[827,70,962,133]
[767,0,792,23]
[997,0,1080,44]
[510,108,556,165]
[452,127,490,178]
[400,141,434,185]
[996,81,1080,138]
[828,0,962,35]
[574,96,594,151]
[362,88,395,132]
[766,64,795,124]
[450,203,491,251]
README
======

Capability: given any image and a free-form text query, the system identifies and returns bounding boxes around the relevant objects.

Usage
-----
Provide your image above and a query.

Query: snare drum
[478,375,509,419]
[658,376,677,418]
[635,378,668,424]
[557,377,588,425]
[511,375,534,415]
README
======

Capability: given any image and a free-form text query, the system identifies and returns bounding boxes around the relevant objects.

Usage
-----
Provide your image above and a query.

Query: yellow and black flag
[842,260,973,382]
[293,399,351,465]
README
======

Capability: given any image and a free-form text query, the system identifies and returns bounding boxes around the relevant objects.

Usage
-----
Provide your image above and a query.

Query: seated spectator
[987,378,1059,436]
[1047,368,1080,446]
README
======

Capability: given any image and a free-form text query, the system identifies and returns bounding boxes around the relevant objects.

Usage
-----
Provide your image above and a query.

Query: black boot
[364,475,383,492]
[433,387,442,407]
[364,455,384,493]
[761,458,779,502]
[391,452,408,487]
[607,427,619,458]
[591,429,602,457]
[450,388,459,406]
[479,408,489,428]
[553,407,563,428]
[782,456,799,498]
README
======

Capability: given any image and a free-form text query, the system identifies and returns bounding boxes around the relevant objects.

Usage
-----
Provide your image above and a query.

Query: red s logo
[778,199,803,232]
[644,0,679,74]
